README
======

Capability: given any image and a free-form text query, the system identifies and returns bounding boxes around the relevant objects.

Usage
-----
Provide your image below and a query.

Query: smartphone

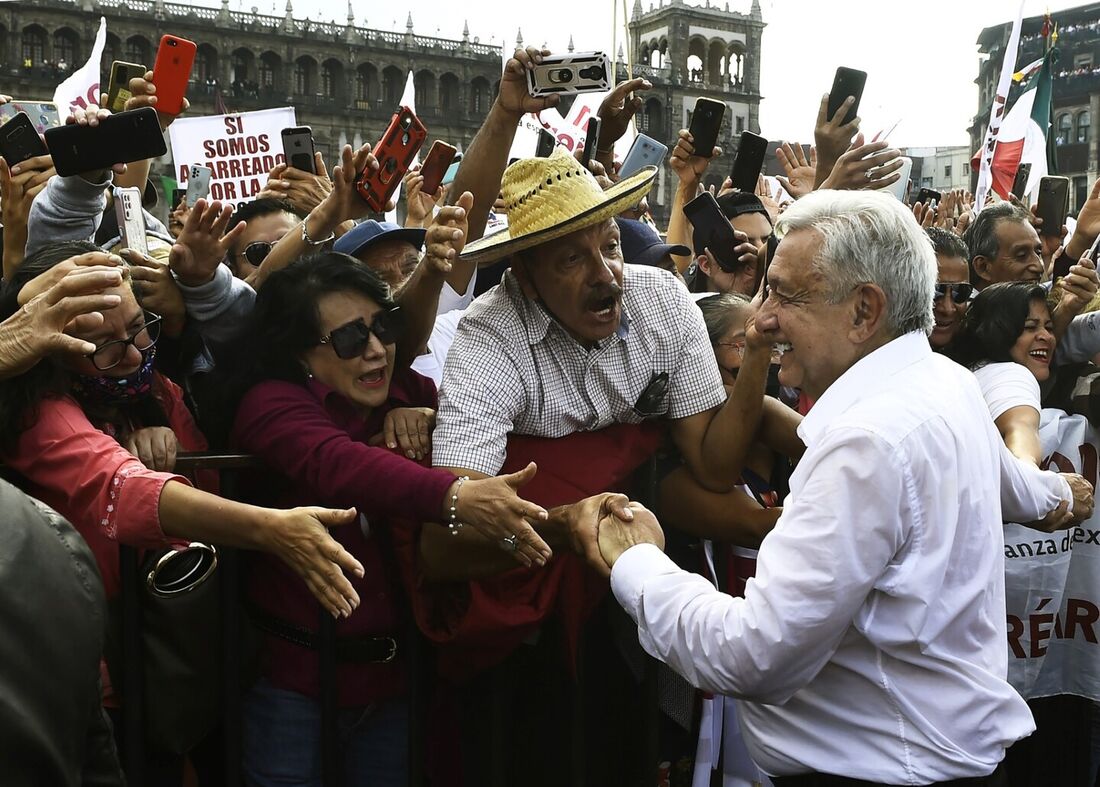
[730,131,768,192]
[619,134,668,180]
[442,154,462,186]
[151,35,196,116]
[1037,176,1070,238]
[884,157,913,202]
[418,141,457,195]
[535,127,556,157]
[916,187,941,207]
[0,112,48,165]
[185,164,212,205]
[44,107,167,178]
[683,191,740,272]
[688,98,726,159]
[756,232,779,295]
[281,126,317,173]
[357,106,427,212]
[114,186,149,257]
[527,52,610,97]
[171,188,186,208]
[107,61,147,113]
[580,117,602,166]
[0,102,61,135]
[827,67,866,127]
[1011,162,1032,201]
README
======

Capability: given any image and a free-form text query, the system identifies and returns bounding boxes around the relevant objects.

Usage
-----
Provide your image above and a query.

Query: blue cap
[615,218,690,269]
[333,220,427,258]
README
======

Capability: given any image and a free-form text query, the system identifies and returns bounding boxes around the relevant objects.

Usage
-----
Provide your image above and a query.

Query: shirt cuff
[610,543,682,622]
[175,261,233,302]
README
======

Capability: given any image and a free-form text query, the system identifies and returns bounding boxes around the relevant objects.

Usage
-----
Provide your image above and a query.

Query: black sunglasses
[934,282,974,304]
[241,241,274,268]
[318,308,403,359]
[86,311,162,371]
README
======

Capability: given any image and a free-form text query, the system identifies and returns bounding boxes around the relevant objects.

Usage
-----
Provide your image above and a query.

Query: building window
[53,31,77,65]
[945,164,952,178]
[260,59,276,89]
[1077,110,1090,143]
[22,28,46,65]
[1057,113,1072,145]
[921,177,933,188]
[964,162,970,176]
[736,116,745,134]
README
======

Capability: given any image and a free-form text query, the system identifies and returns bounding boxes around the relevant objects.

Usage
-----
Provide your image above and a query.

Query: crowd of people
[4,40,1100,787]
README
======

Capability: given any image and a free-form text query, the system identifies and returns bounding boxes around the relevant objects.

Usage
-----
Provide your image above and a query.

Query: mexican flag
[973,50,1055,201]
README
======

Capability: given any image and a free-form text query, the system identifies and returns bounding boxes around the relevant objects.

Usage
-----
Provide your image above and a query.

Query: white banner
[168,107,295,207]
[1004,408,1100,700]
[53,16,106,118]
[516,94,637,163]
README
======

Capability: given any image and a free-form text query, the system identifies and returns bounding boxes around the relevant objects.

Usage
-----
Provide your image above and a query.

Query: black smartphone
[1011,163,1032,201]
[916,188,941,207]
[730,131,767,192]
[535,128,555,157]
[688,98,726,159]
[44,107,167,177]
[0,111,48,165]
[1036,176,1070,238]
[281,126,317,174]
[171,188,186,208]
[827,67,867,126]
[683,191,740,271]
[755,233,779,296]
[580,116,602,166]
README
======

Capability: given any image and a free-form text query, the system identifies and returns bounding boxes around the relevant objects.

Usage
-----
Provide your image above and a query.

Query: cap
[616,218,690,269]
[333,220,427,258]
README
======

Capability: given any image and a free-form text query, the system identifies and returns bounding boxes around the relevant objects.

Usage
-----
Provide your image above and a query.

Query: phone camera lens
[168,39,177,46]
[579,65,605,81]
[549,68,574,84]
[400,115,411,129]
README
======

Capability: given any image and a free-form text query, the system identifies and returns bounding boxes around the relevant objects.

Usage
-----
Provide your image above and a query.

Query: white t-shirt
[973,362,1041,421]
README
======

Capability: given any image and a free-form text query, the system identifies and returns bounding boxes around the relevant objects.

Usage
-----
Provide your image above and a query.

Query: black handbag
[105,542,223,757]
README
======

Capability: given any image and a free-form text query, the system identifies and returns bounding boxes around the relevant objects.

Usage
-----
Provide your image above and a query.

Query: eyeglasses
[241,241,274,268]
[934,282,974,304]
[86,311,162,371]
[714,340,746,358]
[317,308,403,359]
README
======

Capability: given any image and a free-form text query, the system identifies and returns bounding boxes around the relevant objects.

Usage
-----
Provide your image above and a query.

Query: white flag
[385,70,417,225]
[974,0,1024,213]
[53,17,107,119]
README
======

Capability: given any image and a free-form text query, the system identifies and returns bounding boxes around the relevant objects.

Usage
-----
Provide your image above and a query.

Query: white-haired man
[593,191,1094,786]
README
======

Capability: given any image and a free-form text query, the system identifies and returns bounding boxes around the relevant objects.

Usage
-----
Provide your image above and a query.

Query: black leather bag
[105,542,223,756]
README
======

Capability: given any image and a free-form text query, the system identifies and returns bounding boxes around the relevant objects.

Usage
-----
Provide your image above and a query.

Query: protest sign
[168,107,294,207]
[1004,409,1100,701]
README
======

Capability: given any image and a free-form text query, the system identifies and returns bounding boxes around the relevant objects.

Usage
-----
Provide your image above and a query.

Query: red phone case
[151,35,196,116]
[358,107,428,212]
[419,141,457,196]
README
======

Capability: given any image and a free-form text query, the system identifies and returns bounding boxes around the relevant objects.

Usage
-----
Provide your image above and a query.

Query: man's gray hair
[775,190,936,337]
[960,201,1031,263]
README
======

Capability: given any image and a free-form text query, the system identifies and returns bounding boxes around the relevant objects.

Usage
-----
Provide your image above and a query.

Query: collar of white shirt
[798,331,931,447]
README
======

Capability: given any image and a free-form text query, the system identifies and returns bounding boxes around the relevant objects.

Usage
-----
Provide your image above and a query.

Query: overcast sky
[236,0,1081,148]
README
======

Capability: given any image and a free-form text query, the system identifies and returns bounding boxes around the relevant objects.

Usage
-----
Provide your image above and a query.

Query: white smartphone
[526,52,610,97]
[185,164,212,205]
[619,134,668,180]
[883,157,913,202]
[114,186,148,257]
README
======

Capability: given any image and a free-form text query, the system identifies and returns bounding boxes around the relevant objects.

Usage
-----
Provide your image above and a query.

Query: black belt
[771,763,1004,787]
[249,607,398,664]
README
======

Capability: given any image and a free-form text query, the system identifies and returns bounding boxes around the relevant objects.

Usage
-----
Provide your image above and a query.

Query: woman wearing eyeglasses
[927,227,973,351]
[227,251,550,786]
[0,241,366,782]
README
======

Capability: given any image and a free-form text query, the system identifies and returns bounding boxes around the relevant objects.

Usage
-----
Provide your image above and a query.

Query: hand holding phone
[281,126,317,174]
[185,164,212,205]
[418,141,457,195]
[688,98,726,159]
[580,117,602,166]
[1037,176,1070,238]
[107,61,147,113]
[151,35,196,116]
[44,107,166,177]
[827,67,866,127]
[619,134,668,180]
[115,186,149,257]
[535,128,556,158]
[527,52,610,97]
[683,191,749,272]
[0,112,49,165]
[730,131,767,192]
[356,106,427,212]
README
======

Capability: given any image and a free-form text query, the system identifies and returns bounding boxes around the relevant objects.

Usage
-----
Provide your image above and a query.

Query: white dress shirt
[613,332,1072,783]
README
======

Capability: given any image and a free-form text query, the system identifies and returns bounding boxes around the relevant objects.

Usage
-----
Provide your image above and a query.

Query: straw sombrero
[459,147,657,264]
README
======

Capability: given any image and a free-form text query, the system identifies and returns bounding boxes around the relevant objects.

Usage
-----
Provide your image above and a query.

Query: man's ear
[849,282,888,342]
[971,255,994,286]
[695,253,712,277]
[511,255,539,300]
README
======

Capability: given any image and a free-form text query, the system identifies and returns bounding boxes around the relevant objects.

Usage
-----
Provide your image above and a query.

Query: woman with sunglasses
[227,250,549,786]
[0,241,365,783]
[927,227,973,351]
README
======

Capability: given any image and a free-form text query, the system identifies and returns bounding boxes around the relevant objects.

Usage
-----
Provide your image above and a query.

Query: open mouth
[1028,348,1050,364]
[357,369,386,387]
[774,342,792,356]
[587,294,619,320]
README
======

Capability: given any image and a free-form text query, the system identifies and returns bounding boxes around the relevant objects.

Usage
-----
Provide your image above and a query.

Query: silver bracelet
[448,475,470,535]
[301,219,335,247]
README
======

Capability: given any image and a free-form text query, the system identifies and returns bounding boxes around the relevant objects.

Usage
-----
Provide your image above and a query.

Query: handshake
[563,493,666,577]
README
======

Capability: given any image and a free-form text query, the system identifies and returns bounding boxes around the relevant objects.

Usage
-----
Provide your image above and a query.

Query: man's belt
[249,606,398,664]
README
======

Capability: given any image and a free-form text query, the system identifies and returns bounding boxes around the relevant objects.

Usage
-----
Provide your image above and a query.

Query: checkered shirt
[432,264,727,476]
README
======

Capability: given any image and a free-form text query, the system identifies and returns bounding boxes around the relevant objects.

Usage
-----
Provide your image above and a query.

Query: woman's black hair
[945,281,1049,370]
[696,292,751,345]
[0,241,168,446]
[226,251,395,395]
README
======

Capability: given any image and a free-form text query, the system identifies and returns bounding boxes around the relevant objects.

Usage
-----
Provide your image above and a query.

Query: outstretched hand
[596,501,665,570]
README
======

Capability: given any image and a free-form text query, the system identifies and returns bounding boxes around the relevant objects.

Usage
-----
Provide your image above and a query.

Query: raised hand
[169,199,244,287]
[451,463,552,568]
[596,77,652,153]
[65,107,126,181]
[1,154,55,275]
[1057,257,1099,317]
[422,190,473,275]
[123,249,186,336]
[497,47,562,117]
[754,174,781,221]
[775,142,816,199]
[0,264,124,379]
[814,93,861,186]
[261,151,333,216]
[669,129,719,186]
[402,164,446,228]
[820,134,903,191]
[324,143,385,223]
